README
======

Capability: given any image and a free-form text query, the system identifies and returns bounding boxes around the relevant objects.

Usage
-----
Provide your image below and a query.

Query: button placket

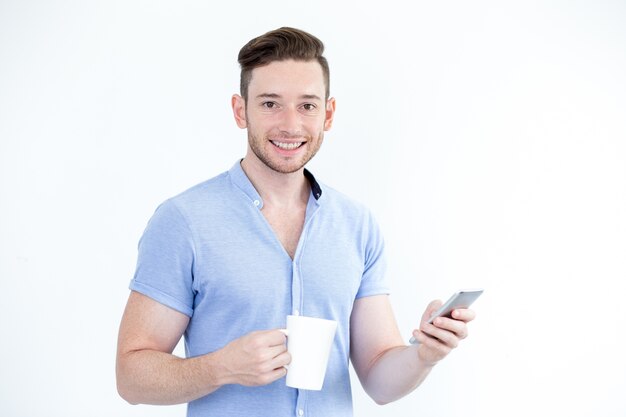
[295,389,307,417]
[291,261,302,316]
[290,194,320,317]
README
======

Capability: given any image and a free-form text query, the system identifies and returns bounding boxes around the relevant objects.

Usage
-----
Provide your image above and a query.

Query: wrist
[199,349,231,389]
[414,345,440,368]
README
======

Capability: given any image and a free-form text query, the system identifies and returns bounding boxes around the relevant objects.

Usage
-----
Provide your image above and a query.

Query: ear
[324,97,336,131]
[231,94,247,129]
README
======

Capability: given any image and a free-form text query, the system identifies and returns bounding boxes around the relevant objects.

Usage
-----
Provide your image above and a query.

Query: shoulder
[166,169,234,211]
[148,169,234,228]
[319,180,371,213]
[171,171,230,205]
[318,181,381,232]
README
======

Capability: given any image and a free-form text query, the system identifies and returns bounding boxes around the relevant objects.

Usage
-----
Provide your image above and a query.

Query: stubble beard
[247,130,324,174]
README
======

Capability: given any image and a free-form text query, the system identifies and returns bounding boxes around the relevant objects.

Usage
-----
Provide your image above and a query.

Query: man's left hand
[411,300,476,365]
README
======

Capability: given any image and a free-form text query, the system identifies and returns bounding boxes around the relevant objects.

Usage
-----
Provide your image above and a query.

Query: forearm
[360,345,435,405]
[116,349,226,405]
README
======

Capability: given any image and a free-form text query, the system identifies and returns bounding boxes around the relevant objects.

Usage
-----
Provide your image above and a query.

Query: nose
[277,106,302,137]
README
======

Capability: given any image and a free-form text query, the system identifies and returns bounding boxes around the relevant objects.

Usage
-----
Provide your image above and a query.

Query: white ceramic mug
[281,315,337,390]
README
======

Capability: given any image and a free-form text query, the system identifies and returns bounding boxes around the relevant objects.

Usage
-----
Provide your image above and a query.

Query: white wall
[1,1,625,416]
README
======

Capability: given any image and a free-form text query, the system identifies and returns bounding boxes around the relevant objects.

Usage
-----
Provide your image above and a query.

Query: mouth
[270,140,305,150]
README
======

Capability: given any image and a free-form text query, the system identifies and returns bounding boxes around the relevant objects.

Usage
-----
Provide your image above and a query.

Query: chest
[188,209,365,344]
[261,204,306,259]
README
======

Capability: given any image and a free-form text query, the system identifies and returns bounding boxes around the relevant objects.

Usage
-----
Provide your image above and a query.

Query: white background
[1,1,625,416]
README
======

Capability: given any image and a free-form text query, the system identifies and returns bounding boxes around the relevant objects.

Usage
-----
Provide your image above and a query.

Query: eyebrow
[255,93,323,101]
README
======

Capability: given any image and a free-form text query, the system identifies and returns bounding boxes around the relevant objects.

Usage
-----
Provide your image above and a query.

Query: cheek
[303,115,326,130]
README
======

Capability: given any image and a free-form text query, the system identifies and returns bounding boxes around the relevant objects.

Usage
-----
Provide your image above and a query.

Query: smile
[270,141,304,150]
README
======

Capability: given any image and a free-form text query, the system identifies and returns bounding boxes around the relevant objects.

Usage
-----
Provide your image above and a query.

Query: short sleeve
[129,199,196,317]
[355,210,390,299]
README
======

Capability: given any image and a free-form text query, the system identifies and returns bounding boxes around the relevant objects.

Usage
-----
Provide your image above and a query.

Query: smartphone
[427,289,483,324]
[409,289,483,344]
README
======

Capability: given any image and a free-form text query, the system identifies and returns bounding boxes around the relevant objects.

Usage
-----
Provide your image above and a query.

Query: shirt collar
[304,169,323,200]
[228,160,323,208]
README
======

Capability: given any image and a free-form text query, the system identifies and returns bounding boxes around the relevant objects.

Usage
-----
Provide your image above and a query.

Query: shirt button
[298,409,304,416]
[253,200,260,207]
[294,310,300,316]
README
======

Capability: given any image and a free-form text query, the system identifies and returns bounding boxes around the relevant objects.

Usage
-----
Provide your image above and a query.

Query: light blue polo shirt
[130,160,389,417]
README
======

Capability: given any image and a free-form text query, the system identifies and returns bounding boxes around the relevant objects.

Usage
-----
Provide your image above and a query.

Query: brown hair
[237,27,330,101]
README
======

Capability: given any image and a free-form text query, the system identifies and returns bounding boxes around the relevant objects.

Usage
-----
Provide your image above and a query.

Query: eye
[301,103,317,111]
[262,101,277,109]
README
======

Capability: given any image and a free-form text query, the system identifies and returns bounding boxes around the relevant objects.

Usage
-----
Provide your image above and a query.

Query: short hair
[237,27,330,101]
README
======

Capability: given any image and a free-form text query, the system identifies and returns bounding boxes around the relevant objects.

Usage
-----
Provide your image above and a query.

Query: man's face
[232,59,335,174]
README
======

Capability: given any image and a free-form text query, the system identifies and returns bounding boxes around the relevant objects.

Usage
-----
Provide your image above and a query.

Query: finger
[252,348,289,374]
[267,329,289,346]
[415,330,452,359]
[421,321,460,347]
[268,365,288,381]
[451,308,476,323]
[268,351,291,370]
[262,343,288,361]
[255,365,288,386]
[413,326,448,347]
[252,329,288,347]
[247,347,288,370]
[432,316,469,340]
[419,331,450,351]
[412,329,431,345]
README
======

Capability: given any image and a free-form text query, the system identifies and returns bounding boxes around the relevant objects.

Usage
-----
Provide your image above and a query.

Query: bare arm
[350,295,475,405]
[116,291,290,405]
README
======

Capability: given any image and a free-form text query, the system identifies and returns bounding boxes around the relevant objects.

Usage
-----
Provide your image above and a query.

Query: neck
[240,156,310,208]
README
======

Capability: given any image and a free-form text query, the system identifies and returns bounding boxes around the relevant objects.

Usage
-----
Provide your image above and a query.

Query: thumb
[421,299,443,324]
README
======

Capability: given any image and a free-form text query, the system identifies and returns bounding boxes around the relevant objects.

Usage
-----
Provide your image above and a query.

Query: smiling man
[116,27,475,417]
[234,59,332,176]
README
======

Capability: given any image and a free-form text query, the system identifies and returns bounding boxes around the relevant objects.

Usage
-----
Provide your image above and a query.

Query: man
[116,27,475,416]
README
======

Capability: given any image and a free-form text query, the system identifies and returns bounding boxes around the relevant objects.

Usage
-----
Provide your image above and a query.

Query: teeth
[272,141,303,150]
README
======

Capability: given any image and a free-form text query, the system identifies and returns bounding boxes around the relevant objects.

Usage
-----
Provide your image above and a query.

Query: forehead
[248,60,325,98]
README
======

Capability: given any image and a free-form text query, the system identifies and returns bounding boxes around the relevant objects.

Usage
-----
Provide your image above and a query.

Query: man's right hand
[117,292,291,405]
[214,330,291,387]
